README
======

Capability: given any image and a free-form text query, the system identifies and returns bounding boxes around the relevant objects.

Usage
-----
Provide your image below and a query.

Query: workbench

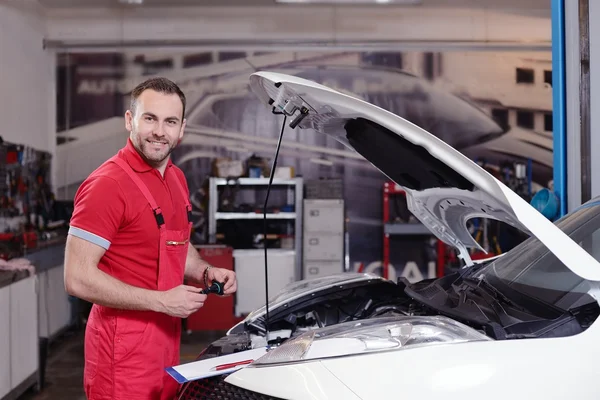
[0,238,70,400]
[28,238,72,342]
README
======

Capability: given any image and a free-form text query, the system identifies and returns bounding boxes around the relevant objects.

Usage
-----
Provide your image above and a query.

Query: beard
[133,134,177,167]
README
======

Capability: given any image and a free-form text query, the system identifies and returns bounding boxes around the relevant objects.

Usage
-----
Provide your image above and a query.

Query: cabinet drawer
[303,233,344,261]
[0,286,10,398]
[303,199,344,233]
[10,276,38,389]
[303,261,343,279]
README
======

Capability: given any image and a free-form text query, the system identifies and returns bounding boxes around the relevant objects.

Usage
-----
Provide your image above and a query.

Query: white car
[173,71,600,400]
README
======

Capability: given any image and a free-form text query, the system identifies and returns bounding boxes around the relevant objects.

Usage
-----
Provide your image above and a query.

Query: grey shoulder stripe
[68,226,111,250]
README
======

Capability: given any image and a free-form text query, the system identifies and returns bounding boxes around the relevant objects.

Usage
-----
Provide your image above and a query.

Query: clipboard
[165,347,269,384]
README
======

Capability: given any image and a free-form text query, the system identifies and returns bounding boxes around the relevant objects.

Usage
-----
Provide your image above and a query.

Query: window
[218,52,247,62]
[516,68,535,84]
[361,52,403,69]
[183,53,213,68]
[544,113,553,131]
[491,108,509,130]
[424,53,434,80]
[56,136,76,145]
[544,70,553,86]
[516,111,534,129]
[143,59,173,76]
[423,53,443,80]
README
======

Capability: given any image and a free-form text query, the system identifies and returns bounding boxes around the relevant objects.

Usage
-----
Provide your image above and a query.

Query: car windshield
[478,199,600,311]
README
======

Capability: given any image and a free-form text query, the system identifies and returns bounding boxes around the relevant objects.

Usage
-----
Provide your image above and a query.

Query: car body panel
[230,326,600,400]
[322,329,600,400]
[224,361,361,400]
[249,71,600,282]
[225,305,600,398]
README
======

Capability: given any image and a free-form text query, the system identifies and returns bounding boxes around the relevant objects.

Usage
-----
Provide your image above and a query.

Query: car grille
[178,375,285,400]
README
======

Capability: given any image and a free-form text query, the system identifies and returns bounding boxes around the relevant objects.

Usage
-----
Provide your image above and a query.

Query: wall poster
[55,49,553,282]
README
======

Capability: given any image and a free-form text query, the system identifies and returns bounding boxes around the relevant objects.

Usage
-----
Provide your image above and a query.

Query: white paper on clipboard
[165,347,269,384]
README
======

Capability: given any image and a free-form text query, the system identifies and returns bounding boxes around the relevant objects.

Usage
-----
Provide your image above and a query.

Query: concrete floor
[18,326,223,400]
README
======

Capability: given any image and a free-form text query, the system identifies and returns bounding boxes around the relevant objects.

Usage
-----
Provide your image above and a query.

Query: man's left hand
[207,267,237,296]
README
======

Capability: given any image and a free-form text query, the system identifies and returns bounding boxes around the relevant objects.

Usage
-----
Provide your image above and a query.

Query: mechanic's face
[125,89,186,170]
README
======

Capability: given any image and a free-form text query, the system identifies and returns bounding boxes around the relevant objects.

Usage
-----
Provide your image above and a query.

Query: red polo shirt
[69,139,191,289]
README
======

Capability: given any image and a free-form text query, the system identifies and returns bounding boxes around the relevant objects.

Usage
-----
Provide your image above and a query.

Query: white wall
[0,0,55,155]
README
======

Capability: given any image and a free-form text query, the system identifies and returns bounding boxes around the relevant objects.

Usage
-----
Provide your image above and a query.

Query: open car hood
[249,71,600,283]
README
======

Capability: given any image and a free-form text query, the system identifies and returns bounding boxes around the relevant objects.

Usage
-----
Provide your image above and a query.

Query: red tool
[213,359,254,371]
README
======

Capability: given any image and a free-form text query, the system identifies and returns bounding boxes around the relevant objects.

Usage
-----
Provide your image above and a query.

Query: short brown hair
[130,77,186,119]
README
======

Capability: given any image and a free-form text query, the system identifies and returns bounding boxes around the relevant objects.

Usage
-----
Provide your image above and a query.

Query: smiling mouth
[148,140,168,146]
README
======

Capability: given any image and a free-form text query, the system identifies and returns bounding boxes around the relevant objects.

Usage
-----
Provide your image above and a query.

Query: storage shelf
[232,248,296,256]
[214,178,300,186]
[209,177,304,283]
[215,212,296,220]
[384,223,432,236]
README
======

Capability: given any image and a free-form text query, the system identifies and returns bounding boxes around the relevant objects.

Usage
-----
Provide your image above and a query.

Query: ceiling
[37,0,550,10]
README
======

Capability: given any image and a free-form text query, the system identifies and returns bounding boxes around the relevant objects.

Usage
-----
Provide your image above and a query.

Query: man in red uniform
[64,77,237,400]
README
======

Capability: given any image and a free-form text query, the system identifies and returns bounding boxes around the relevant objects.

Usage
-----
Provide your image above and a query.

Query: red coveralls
[70,140,192,400]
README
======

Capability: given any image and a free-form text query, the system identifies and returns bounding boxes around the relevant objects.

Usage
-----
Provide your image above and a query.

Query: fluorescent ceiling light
[276,0,420,4]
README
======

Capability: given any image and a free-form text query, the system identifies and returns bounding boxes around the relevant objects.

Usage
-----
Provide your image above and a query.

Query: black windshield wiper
[462,276,526,312]
[403,279,511,340]
[460,277,529,328]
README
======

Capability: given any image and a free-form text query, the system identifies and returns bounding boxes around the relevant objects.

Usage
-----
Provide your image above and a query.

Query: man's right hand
[158,285,208,318]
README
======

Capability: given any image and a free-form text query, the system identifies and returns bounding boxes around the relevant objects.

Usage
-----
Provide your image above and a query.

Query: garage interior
[0,0,597,399]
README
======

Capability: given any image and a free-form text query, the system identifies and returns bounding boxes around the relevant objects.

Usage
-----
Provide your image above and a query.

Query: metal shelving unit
[208,177,304,280]
[214,212,297,220]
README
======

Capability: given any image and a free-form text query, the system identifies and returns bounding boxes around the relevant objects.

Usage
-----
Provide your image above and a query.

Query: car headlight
[252,315,491,366]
